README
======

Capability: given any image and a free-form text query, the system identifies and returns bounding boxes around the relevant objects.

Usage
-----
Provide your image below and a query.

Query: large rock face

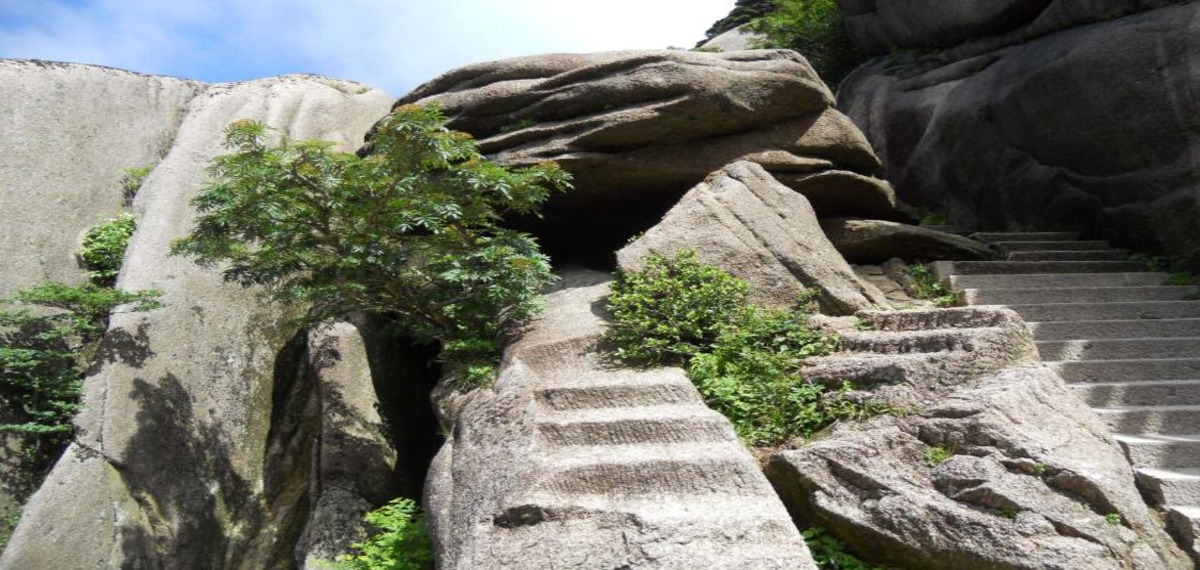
[0,59,204,296]
[0,59,205,528]
[0,65,398,569]
[617,161,887,314]
[838,0,1180,55]
[837,2,1200,269]
[769,308,1190,569]
[427,269,815,569]
[392,49,906,263]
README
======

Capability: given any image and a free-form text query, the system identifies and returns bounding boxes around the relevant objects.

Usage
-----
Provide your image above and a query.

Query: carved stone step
[1030,319,1200,340]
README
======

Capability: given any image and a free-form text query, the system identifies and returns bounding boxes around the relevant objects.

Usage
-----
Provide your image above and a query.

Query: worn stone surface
[821,217,995,263]
[0,59,205,298]
[0,69,394,570]
[393,49,905,262]
[837,0,1180,55]
[838,2,1200,270]
[427,268,815,569]
[617,161,887,314]
[768,307,1189,569]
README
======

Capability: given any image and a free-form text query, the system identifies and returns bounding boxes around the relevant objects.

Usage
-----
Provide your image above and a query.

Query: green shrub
[337,498,434,570]
[607,250,748,364]
[609,252,895,445]
[802,527,882,570]
[0,283,161,463]
[79,213,136,286]
[170,106,571,387]
[924,445,952,467]
[747,0,865,87]
[121,165,153,205]
[905,264,958,307]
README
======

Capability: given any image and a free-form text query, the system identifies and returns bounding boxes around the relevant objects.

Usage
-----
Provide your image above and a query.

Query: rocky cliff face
[2,44,1192,569]
[836,1,1200,269]
[0,62,405,569]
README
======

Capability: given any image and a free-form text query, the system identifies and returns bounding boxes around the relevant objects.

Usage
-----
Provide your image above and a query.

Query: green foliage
[121,165,153,205]
[688,306,845,445]
[79,213,137,286]
[802,527,882,570]
[499,118,538,133]
[997,506,1021,519]
[917,210,950,226]
[703,0,778,40]
[905,264,958,307]
[747,0,865,86]
[170,106,571,386]
[1130,253,1171,272]
[0,512,18,552]
[0,283,161,461]
[336,498,434,570]
[1106,513,1123,526]
[1167,272,1195,286]
[607,250,749,364]
[924,445,952,467]
[609,252,897,446]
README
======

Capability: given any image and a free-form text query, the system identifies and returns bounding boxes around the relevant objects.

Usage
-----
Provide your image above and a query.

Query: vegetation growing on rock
[334,498,434,570]
[171,105,571,386]
[745,0,864,86]
[79,212,137,286]
[608,250,894,445]
[0,283,161,464]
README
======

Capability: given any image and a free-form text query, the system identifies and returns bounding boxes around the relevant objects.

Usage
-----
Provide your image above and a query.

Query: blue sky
[0,0,736,96]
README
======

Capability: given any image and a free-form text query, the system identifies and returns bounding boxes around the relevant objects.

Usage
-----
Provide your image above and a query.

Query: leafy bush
[746,0,865,87]
[924,445,952,467]
[121,165,153,205]
[170,106,571,386]
[701,0,778,40]
[79,213,137,286]
[337,498,434,570]
[607,250,748,364]
[0,283,161,462]
[802,527,882,570]
[609,251,895,445]
[905,264,958,307]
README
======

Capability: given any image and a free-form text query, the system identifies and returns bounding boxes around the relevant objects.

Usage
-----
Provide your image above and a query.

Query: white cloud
[0,0,736,96]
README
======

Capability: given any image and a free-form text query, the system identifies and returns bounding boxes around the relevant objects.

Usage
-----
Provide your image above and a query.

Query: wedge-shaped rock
[617,161,887,314]
[427,269,815,569]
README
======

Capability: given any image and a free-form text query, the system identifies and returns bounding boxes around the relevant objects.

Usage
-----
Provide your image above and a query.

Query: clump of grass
[924,445,952,467]
[906,264,958,307]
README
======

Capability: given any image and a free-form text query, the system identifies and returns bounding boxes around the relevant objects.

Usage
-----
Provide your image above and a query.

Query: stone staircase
[487,340,814,569]
[937,231,1200,554]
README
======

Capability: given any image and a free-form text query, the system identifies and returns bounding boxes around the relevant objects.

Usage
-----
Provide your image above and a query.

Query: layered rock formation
[769,308,1190,569]
[836,1,1200,269]
[0,64,403,569]
[391,49,907,263]
[427,269,816,569]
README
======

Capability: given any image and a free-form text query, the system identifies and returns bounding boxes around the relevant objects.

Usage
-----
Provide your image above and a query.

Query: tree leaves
[171,105,571,386]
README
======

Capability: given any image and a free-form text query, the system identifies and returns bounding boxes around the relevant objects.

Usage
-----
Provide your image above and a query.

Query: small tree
[170,105,571,384]
[747,0,864,87]
[0,283,162,463]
